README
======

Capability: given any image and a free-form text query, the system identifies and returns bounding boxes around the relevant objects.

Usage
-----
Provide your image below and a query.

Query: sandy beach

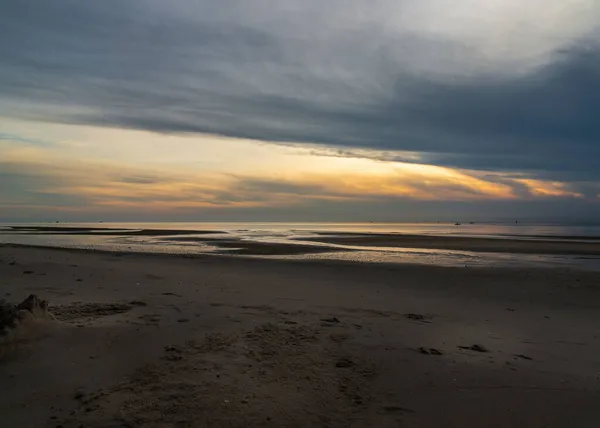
[2,244,600,427]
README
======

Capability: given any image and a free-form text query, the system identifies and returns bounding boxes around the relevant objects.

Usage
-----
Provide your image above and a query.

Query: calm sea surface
[2,222,600,270]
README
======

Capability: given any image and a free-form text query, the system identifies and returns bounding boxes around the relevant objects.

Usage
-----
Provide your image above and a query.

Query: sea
[1,222,600,271]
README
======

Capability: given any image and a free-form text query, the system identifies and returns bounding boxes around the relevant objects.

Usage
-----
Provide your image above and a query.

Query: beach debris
[177,318,190,323]
[129,300,147,307]
[162,292,181,297]
[23,270,34,274]
[75,278,83,282]
[459,344,490,353]
[8,261,17,266]
[321,317,340,324]
[506,308,515,312]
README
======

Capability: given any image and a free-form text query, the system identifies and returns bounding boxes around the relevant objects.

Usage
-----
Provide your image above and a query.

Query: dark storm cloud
[398,50,600,179]
[1,0,599,182]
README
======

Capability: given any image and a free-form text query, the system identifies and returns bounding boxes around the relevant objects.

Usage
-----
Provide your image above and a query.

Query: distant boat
[454,222,461,226]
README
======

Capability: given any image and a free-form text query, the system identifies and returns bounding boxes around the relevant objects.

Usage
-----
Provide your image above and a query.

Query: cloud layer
[2,1,599,181]
[2,127,598,222]
[1,1,600,222]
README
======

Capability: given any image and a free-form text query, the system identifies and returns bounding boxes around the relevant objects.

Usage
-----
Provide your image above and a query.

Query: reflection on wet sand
[1,225,600,271]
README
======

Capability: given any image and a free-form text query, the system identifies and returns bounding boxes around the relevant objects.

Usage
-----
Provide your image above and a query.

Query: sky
[1,0,599,222]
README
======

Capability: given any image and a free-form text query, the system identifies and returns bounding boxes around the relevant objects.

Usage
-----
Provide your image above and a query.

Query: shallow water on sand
[2,222,600,271]
[4,221,600,237]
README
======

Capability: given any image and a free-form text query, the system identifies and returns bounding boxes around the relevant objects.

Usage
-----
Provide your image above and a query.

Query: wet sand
[297,233,600,255]
[5,225,600,257]
[156,236,353,255]
[1,245,600,427]
[2,226,221,236]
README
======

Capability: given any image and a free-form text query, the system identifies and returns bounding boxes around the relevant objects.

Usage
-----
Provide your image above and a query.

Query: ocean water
[1,222,600,270]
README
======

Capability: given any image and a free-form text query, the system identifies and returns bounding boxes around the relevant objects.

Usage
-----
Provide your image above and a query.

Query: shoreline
[2,225,600,258]
[3,242,599,274]
[297,233,600,255]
